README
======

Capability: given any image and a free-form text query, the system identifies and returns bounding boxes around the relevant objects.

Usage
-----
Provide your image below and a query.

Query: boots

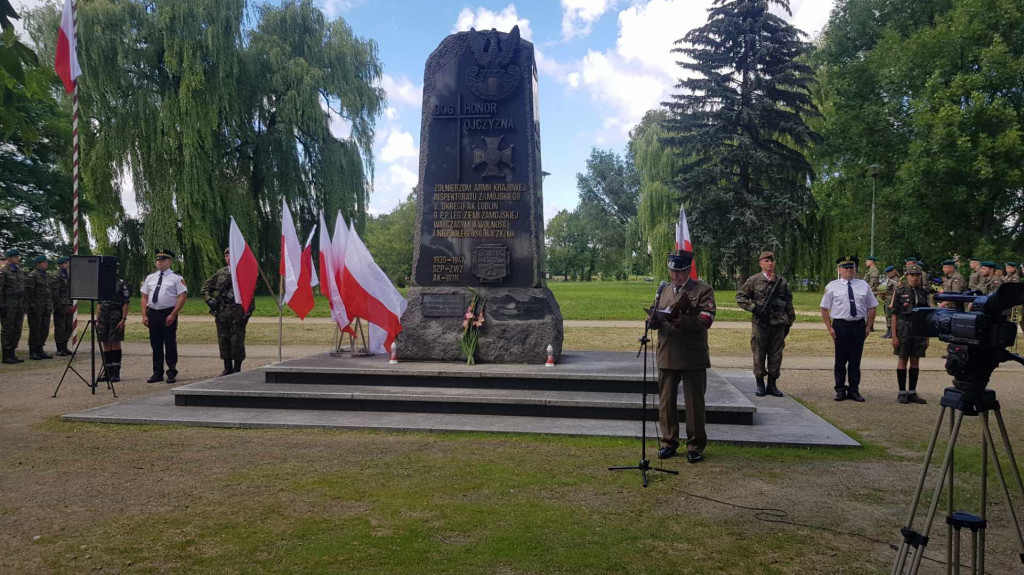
[218,359,233,377]
[29,348,44,360]
[56,344,71,356]
[232,360,243,374]
[766,375,784,397]
[109,350,122,383]
[881,328,891,339]
[38,347,52,359]
[1,349,16,364]
[755,376,766,397]
[97,350,110,382]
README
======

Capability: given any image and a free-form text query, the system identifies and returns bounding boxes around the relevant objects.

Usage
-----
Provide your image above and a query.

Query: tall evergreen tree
[663,0,819,278]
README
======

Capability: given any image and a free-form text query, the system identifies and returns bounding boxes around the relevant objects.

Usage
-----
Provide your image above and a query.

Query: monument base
[398,286,563,364]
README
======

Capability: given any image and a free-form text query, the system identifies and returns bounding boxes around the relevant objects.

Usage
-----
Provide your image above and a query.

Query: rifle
[754,264,793,324]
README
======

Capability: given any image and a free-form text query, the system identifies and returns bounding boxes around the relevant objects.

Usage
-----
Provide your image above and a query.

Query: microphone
[654,280,668,309]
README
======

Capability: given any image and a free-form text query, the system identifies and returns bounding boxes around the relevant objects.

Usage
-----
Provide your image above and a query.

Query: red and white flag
[318,211,353,334]
[228,217,258,311]
[54,0,82,94]
[675,203,698,280]
[343,223,407,354]
[280,199,317,319]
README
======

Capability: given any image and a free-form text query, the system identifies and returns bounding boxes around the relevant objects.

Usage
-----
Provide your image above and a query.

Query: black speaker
[69,255,118,300]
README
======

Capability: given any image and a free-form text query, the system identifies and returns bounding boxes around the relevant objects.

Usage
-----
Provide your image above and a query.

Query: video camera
[910,283,1024,391]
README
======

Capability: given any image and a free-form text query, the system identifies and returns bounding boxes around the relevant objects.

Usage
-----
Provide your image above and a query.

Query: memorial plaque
[421,293,467,317]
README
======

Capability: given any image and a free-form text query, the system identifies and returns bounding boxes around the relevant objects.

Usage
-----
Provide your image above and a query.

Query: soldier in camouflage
[25,255,54,360]
[979,261,1000,295]
[968,257,982,291]
[938,259,965,309]
[200,247,255,376]
[0,249,28,363]
[862,256,881,332]
[735,251,796,397]
[51,256,74,356]
[1005,262,1020,283]
[96,279,131,382]
[878,265,899,338]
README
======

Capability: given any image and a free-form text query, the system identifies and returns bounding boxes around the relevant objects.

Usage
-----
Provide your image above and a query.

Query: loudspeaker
[69,255,118,300]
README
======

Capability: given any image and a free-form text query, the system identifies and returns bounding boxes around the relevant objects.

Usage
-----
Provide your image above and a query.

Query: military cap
[5,248,20,257]
[866,255,877,262]
[57,256,69,264]
[906,264,923,275]
[836,255,858,268]
[884,265,895,273]
[904,257,917,263]
[941,259,956,266]
[1007,262,1018,268]
[758,250,774,261]
[223,247,231,256]
[667,249,694,271]
[981,260,998,269]
[969,257,980,262]
[155,249,176,259]
[33,255,48,264]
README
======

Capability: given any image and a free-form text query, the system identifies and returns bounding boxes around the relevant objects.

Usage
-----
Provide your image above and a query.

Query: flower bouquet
[460,289,486,365]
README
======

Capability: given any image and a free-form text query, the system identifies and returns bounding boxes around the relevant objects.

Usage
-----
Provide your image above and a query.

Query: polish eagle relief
[467,26,521,101]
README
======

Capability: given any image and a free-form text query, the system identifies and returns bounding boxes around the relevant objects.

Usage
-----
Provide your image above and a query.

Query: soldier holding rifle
[735,251,795,397]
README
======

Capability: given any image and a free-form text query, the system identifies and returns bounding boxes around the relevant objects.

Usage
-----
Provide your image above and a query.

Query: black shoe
[848,391,866,402]
[11,352,23,363]
[658,447,677,460]
[166,371,177,384]
[29,349,44,360]
[56,347,70,356]
[146,375,163,383]
[39,349,53,359]
[834,391,847,401]
[686,451,703,464]
[218,359,233,377]
[897,393,909,404]
[1,350,15,364]
[908,393,927,405]
[755,376,766,397]
[232,360,243,374]
[766,377,784,397]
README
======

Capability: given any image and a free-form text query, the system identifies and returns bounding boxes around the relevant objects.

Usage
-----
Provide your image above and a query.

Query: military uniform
[735,255,795,396]
[25,258,54,359]
[878,267,898,338]
[51,258,74,355]
[1004,263,1020,283]
[654,250,716,462]
[0,251,28,363]
[200,265,254,375]
[980,261,1001,295]
[96,280,131,382]
[968,258,983,291]
[939,261,966,309]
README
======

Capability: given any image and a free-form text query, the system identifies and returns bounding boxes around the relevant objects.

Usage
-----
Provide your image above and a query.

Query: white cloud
[379,129,418,163]
[785,0,834,41]
[11,0,50,40]
[452,5,533,40]
[380,74,421,109]
[320,0,362,19]
[388,164,418,190]
[560,0,616,41]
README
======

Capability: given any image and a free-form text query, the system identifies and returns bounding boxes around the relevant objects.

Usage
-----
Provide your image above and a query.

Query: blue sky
[15,0,834,223]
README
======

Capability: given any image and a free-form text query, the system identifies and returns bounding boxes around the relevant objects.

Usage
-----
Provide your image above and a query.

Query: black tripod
[53,300,117,398]
[892,349,1024,574]
[609,287,678,487]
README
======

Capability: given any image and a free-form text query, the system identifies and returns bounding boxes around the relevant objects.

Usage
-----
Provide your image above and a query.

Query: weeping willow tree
[24,0,384,287]
[630,110,681,281]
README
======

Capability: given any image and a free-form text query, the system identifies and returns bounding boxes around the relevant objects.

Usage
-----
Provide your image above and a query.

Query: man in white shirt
[140,249,188,383]
[820,256,877,402]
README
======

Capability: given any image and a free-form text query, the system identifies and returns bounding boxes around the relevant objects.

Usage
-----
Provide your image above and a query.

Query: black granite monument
[399,26,563,363]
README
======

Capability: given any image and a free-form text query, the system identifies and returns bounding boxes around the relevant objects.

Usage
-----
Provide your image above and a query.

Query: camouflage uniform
[0,263,28,362]
[51,266,74,353]
[200,266,254,371]
[25,266,54,358]
[735,272,796,382]
[862,264,880,291]
[878,272,898,336]
[968,268,983,291]
[939,270,965,308]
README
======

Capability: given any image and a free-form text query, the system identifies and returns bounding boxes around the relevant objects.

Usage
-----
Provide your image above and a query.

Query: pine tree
[663,0,819,278]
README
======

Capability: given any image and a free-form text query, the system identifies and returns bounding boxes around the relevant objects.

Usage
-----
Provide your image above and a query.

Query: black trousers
[833,319,866,392]
[147,308,178,376]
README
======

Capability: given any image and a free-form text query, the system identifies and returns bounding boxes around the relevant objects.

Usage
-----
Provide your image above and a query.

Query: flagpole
[277,269,284,363]
[69,0,81,347]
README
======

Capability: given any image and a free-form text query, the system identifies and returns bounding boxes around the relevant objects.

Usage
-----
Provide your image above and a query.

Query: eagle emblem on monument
[467,26,521,101]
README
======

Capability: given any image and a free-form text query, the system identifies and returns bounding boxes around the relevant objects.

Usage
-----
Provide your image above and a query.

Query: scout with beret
[735,250,795,397]
[25,255,54,360]
[51,256,74,356]
[140,249,188,383]
[0,249,28,363]
[820,255,878,402]
[652,249,716,463]
[889,264,930,404]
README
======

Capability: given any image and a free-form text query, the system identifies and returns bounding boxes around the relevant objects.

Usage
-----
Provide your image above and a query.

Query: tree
[363,191,416,287]
[663,0,819,280]
[630,110,680,280]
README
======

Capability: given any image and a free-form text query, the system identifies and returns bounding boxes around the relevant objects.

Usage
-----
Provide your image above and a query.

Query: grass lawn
[129,282,828,322]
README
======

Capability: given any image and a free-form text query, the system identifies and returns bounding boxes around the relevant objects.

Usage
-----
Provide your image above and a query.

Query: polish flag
[675,203,698,280]
[280,199,317,319]
[318,211,353,334]
[343,223,407,354]
[228,217,258,311]
[54,0,82,94]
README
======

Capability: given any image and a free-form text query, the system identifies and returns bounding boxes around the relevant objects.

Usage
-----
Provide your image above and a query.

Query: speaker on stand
[54,255,119,397]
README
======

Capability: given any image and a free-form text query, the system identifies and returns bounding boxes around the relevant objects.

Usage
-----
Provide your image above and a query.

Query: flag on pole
[318,211,353,334]
[228,217,258,311]
[342,223,407,354]
[287,228,318,320]
[54,0,82,93]
[280,199,317,319]
[675,203,698,280]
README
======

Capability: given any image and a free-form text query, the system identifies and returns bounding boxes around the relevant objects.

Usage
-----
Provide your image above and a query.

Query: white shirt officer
[141,250,188,310]
[821,276,877,321]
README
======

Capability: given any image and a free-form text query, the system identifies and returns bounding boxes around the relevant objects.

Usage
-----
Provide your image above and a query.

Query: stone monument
[398,26,563,364]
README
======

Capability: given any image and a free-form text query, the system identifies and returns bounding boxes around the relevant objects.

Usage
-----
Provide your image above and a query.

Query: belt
[832,317,865,323]
[147,307,173,313]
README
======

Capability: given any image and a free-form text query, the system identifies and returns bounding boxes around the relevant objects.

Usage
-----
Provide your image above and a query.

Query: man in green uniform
[735,251,795,397]
[878,265,899,338]
[0,249,28,363]
[200,247,255,376]
[96,279,131,382]
[25,255,54,359]
[1004,262,1020,283]
[862,256,881,332]
[938,259,965,309]
[51,256,74,356]
[890,264,930,404]
[968,257,982,291]
[651,249,716,463]
[979,261,1000,295]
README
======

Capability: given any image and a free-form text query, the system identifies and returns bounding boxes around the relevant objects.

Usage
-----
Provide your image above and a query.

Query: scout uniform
[200,249,255,376]
[653,249,716,463]
[735,251,795,397]
[889,264,929,404]
[96,279,131,382]
[0,249,28,363]
[51,257,74,356]
[820,256,878,402]
[141,249,188,383]
[25,255,54,359]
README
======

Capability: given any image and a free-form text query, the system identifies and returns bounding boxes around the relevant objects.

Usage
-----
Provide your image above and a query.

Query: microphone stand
[609,282,679,487]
